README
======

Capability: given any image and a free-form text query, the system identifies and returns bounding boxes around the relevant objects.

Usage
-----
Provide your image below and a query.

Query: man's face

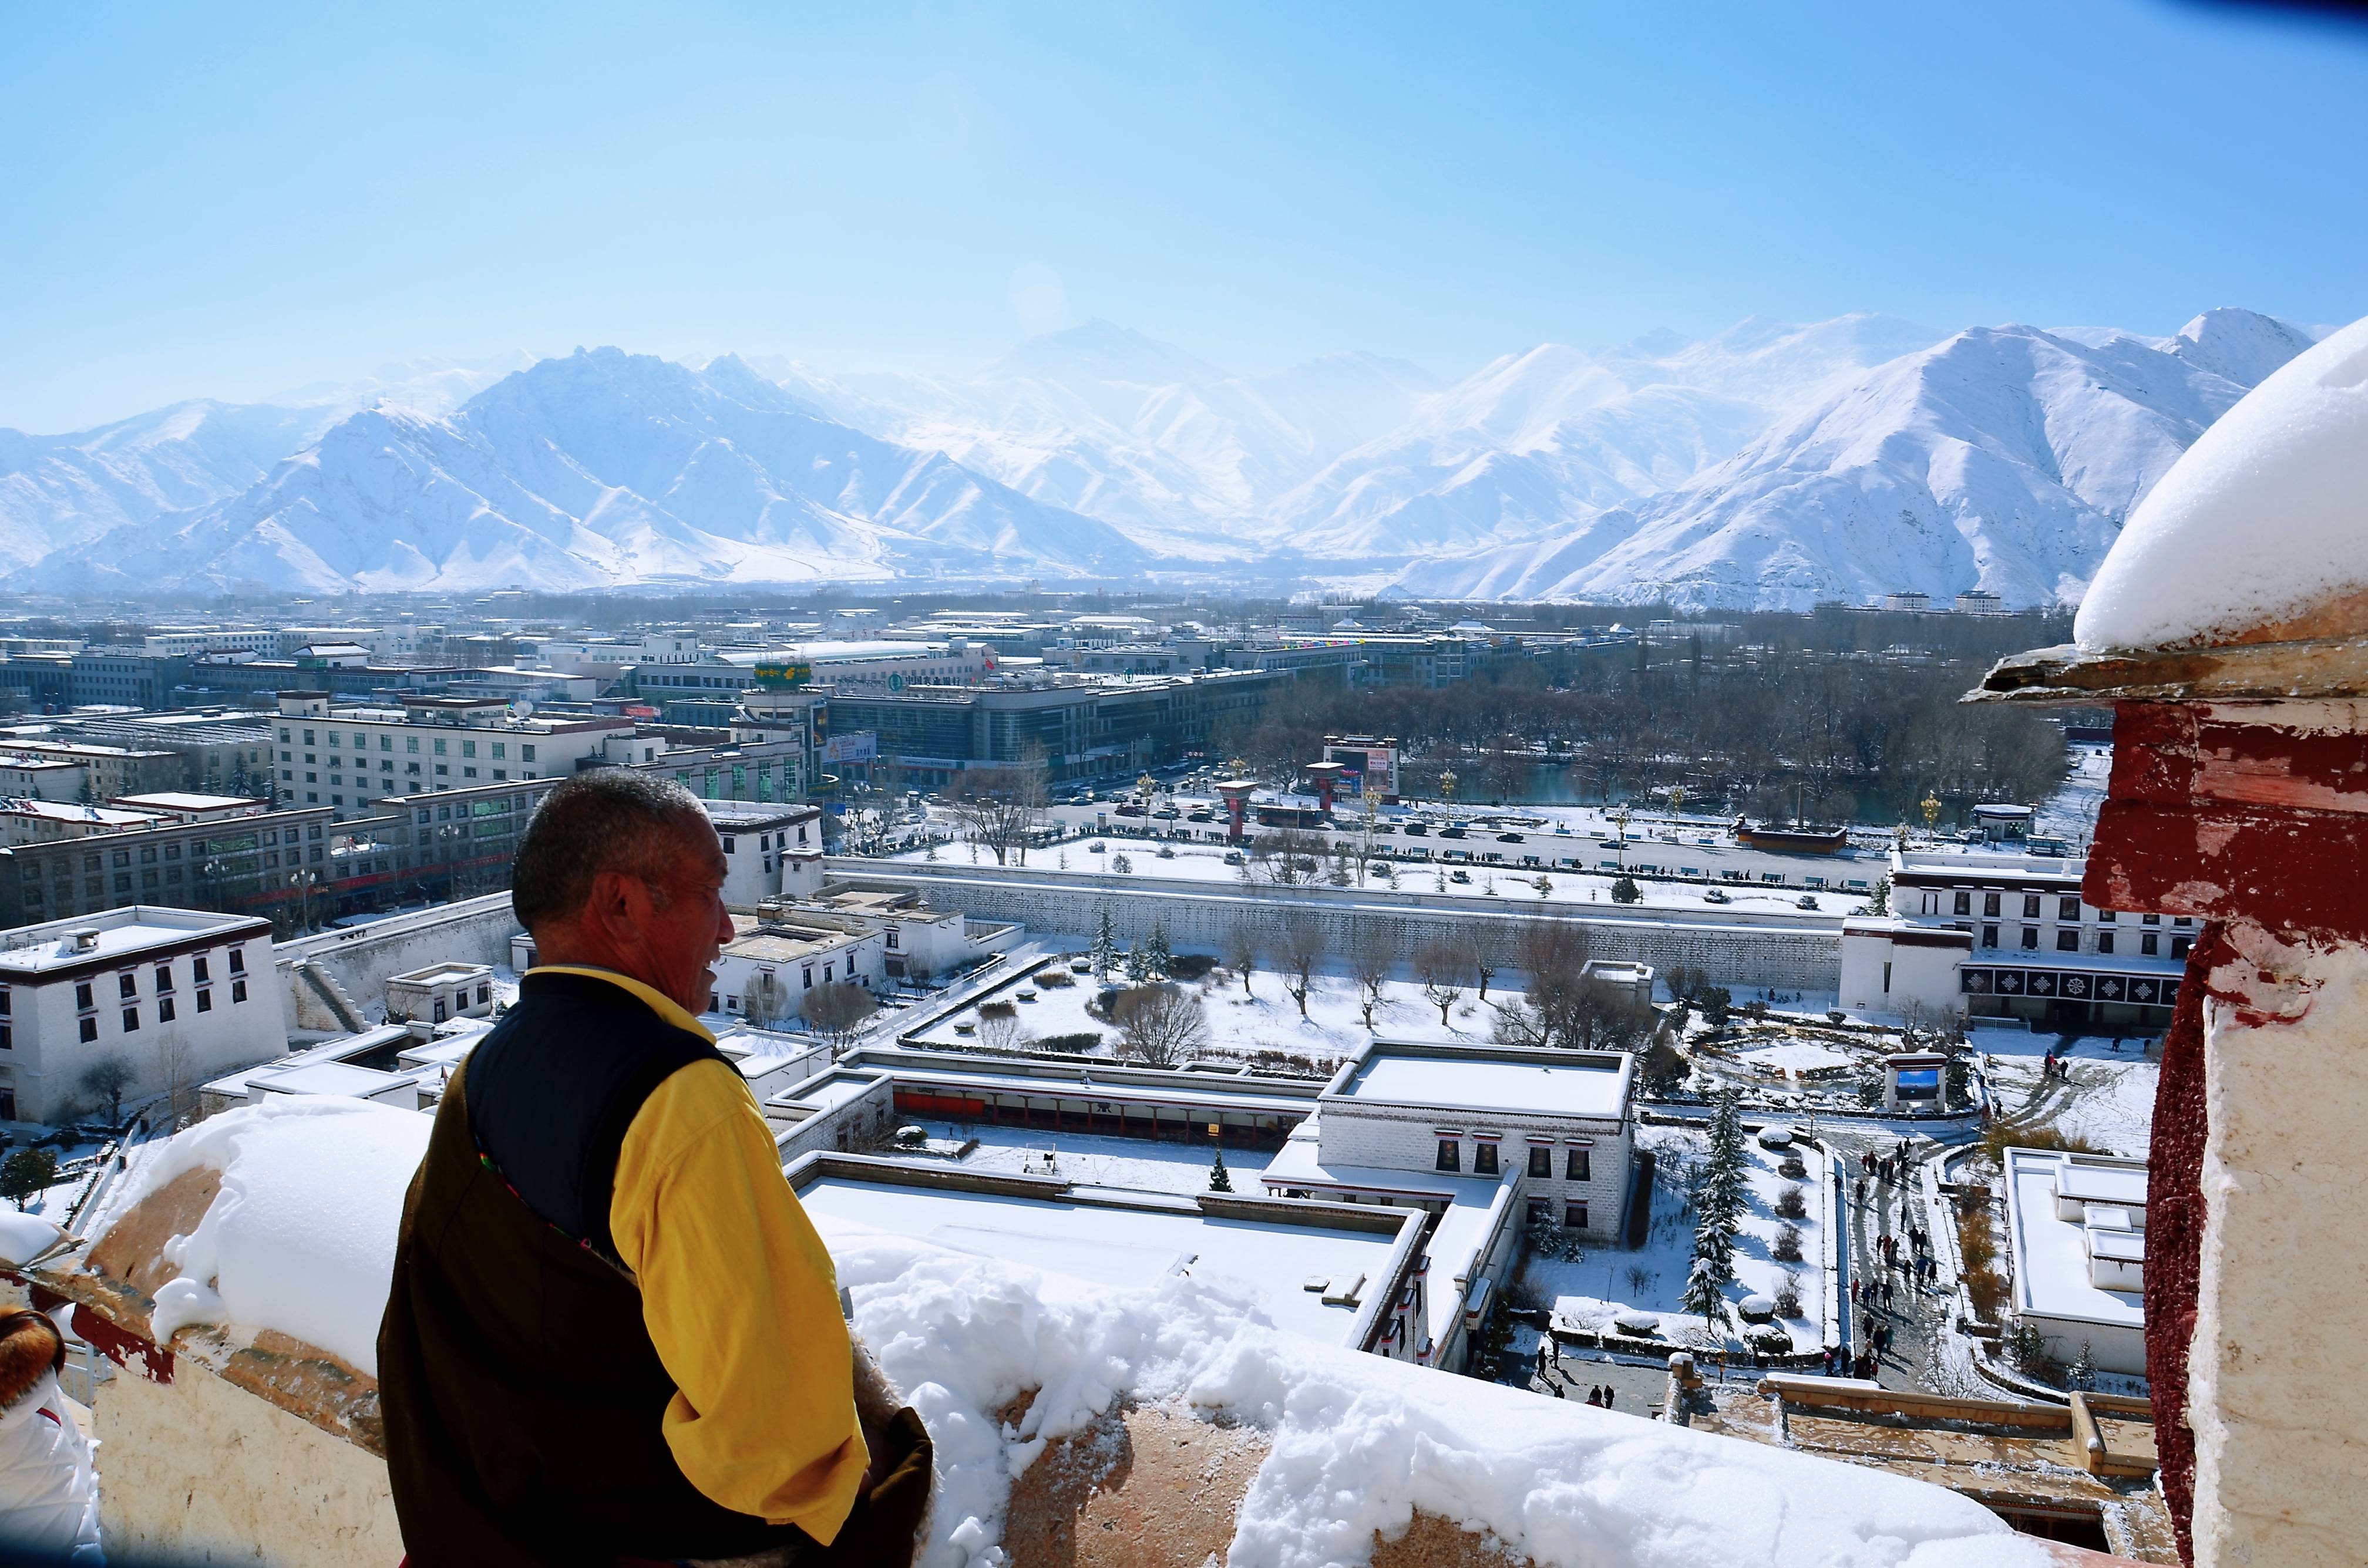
[634,823,735,1014]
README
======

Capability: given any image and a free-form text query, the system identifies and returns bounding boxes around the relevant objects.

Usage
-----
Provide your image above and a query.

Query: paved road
[1829,1128,1969,1395]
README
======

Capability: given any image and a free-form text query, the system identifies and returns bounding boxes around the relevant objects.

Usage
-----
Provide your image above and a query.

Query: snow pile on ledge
[2077,314,2367,653]
[87,1096,430,1374]
[828,1227,2047,1568]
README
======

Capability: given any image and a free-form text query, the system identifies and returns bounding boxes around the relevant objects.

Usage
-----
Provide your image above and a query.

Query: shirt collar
[528,964,717,1044]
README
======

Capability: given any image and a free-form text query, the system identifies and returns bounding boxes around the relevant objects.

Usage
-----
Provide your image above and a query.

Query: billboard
[1323,741,1399,800]
[751,661,813,689]
[1893,1069,1940,1100]
[823,731,877,765]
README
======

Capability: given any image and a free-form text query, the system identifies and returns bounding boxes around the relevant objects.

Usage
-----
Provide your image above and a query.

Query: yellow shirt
[534,966,869,1545]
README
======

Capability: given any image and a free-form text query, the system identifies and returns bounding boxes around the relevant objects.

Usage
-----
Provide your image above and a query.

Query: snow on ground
[1733,1040,1856,1074]
[834,1226,2039,1568]
[907,1119,1275,1197]
[2051,1060,2160,1158]
[2033,744,2110,847]
[911,960,1504,1069]
[2077,312,2368,653]
[1522,1125,1827,1354]
[1974,1026,2160,1158]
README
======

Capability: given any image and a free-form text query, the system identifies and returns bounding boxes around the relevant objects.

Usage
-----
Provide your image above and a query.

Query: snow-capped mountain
[0,400,339,573]
[16,350,1147,595]
[1391,309,2319,610]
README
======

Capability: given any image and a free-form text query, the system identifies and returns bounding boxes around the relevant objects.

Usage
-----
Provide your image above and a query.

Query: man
[379,771,930,1566]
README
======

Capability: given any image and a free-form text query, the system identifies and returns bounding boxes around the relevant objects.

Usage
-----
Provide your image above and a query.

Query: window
[380,736,392,751]
[1435,1139,1459,1173]
[231,979,248,1003]
[1982,891,2000,917]
[721,836,736,854]
[122,1007,139,1032]
[2143,913,2161,926]
[75,982,93,1010]
[884,929,900,950]
[434,739,448,756]
[2056,930,2079,951]
[802,967,813,990]
[2173,916,2193,928]
[159,996,176,1023]
[2142,933,2160,956]
[492,742,506,759]
[196,989,212,1012]
[228,948,245,974]
[1952,890,1970,916]
[1525,1197,1552,1226]
[2020,927,2039,949]
[119,973,138,1000]
[522,745,536,762]
[462,741,476,758]
[2060,897,2082,921]
[2098,933,2115,955]
[2171,936,2193,959]
[2099,909,2117,923]
[154,963,173,992]
[1473,1143,1499,1176]
[1567,1148,1590,1182]
[1527,1146,1551,1178]
[406,736,419,753]
[79,1017,98,1044]
[2023,894,2042,918]
[1563,1200,1588,1230]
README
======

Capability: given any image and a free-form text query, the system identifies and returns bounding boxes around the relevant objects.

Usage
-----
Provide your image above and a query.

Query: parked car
[1115,803,1147,817]
[1703,888,1730,903]
[1088,840,1108,853]
[1153,806,1181,819]
[1797,894,1820,910]
[1496,832,1523,843]
[1223,850,1245,866]
[1449,868,1472,883]
[1439,827,1466,839]
[1404,821,1428,836]
[1186,809,1215,822]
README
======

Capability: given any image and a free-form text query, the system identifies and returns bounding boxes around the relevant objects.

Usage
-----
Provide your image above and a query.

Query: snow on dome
[2077,314,2368,652]
[88,1096,429,1374]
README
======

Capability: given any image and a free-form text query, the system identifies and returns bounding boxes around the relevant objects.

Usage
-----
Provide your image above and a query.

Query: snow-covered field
[1523,1124,1827,1354]
[1975,1026,2160,1158]
[2034,744,2111,847]
[913,959,1506,1068]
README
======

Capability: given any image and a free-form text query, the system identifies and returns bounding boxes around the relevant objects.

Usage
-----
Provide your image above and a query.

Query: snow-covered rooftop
[792,1162,1417,1351]
[0,905,267,975]
[2077,312,2367,653]
[2003,1147,2145,1332]
[1334,1044,1632,1122]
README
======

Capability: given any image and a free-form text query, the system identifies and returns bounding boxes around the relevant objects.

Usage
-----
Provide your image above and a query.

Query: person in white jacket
[0,1308,102,1563]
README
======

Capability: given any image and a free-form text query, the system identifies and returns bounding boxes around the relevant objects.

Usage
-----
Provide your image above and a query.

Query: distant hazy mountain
[18,350,1146,595]
[0,307,2320,605]
[1390,309,2319,611]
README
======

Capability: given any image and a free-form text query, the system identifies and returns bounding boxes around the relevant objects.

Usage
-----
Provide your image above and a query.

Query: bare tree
[1412,937,1476,1025]
[1347,921,1400,1029]
[1274,910,1328,1018]
[80,1058,137,1127]
[947,751,1050,867]
[1112,985,1209,1066]
[743,971,792,1030]
[1250,827,1327,887]
[1222,918,1263,997]
[975,1002,1027,1055]
[156,1032,194,1130]
[1458,923,1509,1001]
[802,981,879,1052]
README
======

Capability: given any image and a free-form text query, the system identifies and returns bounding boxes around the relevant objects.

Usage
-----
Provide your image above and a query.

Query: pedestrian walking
[1882,1278,1896,1310]
[1850,1278,1861,1305]
[1603,1388,1615,1411]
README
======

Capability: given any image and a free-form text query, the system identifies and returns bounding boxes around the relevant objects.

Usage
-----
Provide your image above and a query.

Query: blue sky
[3,1,2364,430]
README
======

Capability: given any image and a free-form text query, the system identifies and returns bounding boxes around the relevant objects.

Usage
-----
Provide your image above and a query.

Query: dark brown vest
[375,973,815,1566]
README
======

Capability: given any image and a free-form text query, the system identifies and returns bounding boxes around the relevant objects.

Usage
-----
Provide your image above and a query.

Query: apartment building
[270,692,631,819]
[0,806,335,930]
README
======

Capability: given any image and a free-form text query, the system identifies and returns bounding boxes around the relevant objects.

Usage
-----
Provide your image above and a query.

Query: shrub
[1777,1157,1808,1180]
[1772,1281,1804,1319]
[1034,1031,1105,1054]
[977,1000,1018,1021]
[1774,1185,1809,1220]
[1166,953,1218,981]
[1034,967,1077,988]
[1771,1223,1804,1263]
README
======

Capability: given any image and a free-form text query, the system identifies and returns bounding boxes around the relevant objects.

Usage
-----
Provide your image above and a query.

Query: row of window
[1433,1140,1592,1181]
[1972,924,2191,958]
[281,728,538,763]
[1926,886,2196,926]
[1525,1197,1589,1230]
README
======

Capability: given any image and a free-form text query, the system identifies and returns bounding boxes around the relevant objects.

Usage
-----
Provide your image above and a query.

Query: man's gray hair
[511,769,712,930]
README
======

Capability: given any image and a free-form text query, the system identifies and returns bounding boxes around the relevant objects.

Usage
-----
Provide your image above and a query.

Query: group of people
[2040,1049,2075,1081]
[1819,1342,1882,1382]
[1531,1342,1623,1410]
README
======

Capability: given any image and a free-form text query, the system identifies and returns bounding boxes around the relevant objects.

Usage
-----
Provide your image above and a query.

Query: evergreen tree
[1091,910,1118,980]
[1123,941,1151,985]
[2069,1340,2097,1392]
[1680,1256,1731,1339]
[1610,874,1642,904]
[1146,923,1173,980]
[1208,1146,1233,1192]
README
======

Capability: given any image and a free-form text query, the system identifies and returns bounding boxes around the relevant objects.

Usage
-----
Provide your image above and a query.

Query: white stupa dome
[2076,314,2368,654]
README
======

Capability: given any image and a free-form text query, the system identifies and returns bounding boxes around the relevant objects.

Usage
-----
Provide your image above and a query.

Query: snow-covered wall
[833,864,1843,992]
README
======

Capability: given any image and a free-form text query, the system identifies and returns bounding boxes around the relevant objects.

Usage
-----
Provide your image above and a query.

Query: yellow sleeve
[610,1058,869,1543]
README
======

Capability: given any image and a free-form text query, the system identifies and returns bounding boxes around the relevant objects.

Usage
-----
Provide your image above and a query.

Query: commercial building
[0,805,336,930]
[1838,849,2189,1030]
[0,738,183,800]
[270,692,631,819]
[0,907,284,1123]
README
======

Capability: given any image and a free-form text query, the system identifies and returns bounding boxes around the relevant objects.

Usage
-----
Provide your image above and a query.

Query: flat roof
[793,1167,1408,1348]
[2004,1148,2145,1331]
[873,1059,1318,1119]
[1336,1048,1629,1121]
[0,907,265,975]
[775,1068,886,1113]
